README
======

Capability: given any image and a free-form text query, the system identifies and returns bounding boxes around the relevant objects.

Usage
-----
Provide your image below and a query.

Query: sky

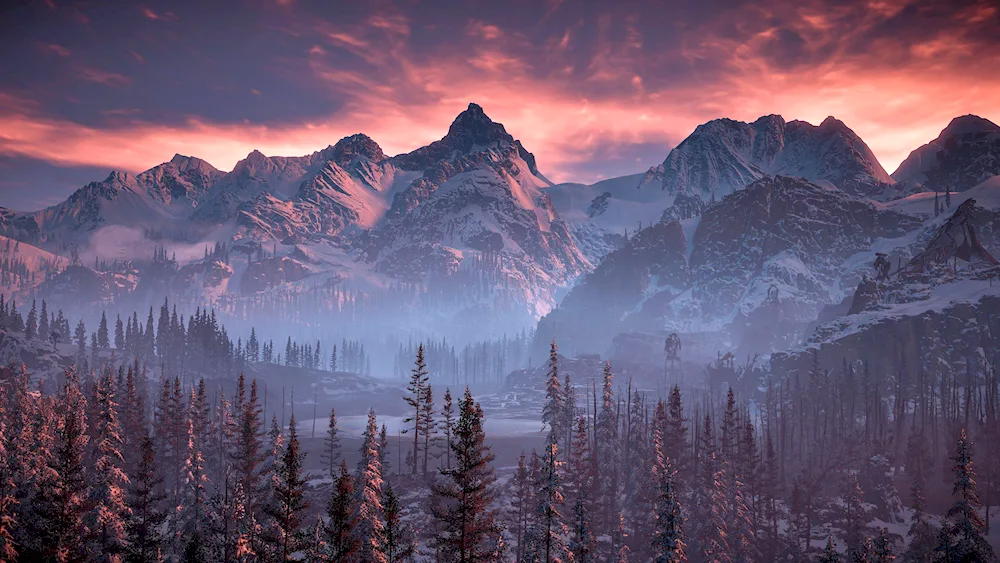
[1,0,999,211]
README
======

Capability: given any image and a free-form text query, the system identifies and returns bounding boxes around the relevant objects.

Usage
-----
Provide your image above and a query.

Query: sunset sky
[1,0,999,210]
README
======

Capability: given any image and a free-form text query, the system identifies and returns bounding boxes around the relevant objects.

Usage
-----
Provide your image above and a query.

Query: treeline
[391,331,532,388]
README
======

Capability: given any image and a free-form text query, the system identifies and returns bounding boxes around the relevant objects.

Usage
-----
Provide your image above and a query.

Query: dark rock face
[660,192,705,222]
[848,277,881,314]
[241,256,310,293]
[535,176,922,359]
[893,115,1000,192]
[328,134,386,167]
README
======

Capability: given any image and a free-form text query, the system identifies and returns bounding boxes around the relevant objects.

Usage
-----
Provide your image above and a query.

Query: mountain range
[1,105,999,352]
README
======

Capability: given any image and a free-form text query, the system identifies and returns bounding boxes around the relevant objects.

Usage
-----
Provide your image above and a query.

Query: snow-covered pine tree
[351,409,387,563]
[430,387,499,562]
[98,311,110,350]
[664,386,690,485]
[596,361,620,545]
[651,400,686,563]
[326,460,359,561]
[525,441,570,563]
[263,414,309,562]
[843,471,868,554]
[87,372,131,562]
[568,417,596,563]
[0,389,18,562]
[37,368,91,563]
[819,536,841,563]
[935,428,997,562]
[380,423,392,476]
[403,346,429,475]
[303,515,328,563]
[234,378,266,525]
[871,527,894,563]
[176,414,210,560]
[704,452,732,563]
[542,341,564,448]
[125,434,168,563]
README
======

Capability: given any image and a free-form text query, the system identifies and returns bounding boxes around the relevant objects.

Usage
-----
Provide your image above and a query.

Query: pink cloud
[39,43,71,57]
[142,7,178,21]
[75,67,132,86]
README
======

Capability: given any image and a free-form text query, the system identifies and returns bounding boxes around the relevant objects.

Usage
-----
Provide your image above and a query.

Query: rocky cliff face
[535,176,921,358]
[892,115,1000,192]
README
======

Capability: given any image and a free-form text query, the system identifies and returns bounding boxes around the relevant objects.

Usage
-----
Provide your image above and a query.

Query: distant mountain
[645,115,893,200]
[535,175,921,357]
[892,114,1000,192]
[0,103,591,331]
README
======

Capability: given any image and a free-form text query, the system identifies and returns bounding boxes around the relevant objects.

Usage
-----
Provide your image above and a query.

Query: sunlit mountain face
[2,2,1000,562]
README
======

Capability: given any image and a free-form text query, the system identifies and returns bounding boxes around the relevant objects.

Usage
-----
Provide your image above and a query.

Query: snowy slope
[654,115,894,200]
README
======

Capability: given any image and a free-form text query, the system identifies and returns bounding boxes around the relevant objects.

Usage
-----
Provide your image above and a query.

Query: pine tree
[39,300,50,341]
[526,441,570,563]
[596,361,620,542]
[125,435,168,563]
[320,408,341,481]
[382,483,416,562]
[380,423,392,476]
[115,315,125,351]
[843,471,868,554]
[351,409,387,563]
[403,346,429,475]
[871,528,894,563]
[176,414,210,560]
[421,384,436,475]
[568,417,596,563]
[935,428,997,562]
[25,299,37,339]
[652,401,686,563]
[440,388,455,470]
[234,378,265,523]
[263,414,309,562]
[542,341,565,447]
[37,368,91,563]
[0,390,18,562]
[704,452,733,563]
[431,387,499,562]
[326,460,359,561]
[98,311,110,350]
[510,454,533,562]
[819,536,841,563]
[88,372,131,562]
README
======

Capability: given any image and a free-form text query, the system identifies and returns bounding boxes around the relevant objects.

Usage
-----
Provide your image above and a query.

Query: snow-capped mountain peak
[892,114,1000,192]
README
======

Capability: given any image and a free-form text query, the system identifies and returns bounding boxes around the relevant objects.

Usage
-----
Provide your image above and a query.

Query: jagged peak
[327,133,386,166]
[443,102,512,149]
[938,114,1000,140]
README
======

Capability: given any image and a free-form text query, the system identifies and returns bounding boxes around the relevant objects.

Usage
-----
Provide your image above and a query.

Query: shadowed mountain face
[892,115,1000,192]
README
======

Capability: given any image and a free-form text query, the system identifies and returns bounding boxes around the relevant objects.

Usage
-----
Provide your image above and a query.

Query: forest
[0,292,998,563]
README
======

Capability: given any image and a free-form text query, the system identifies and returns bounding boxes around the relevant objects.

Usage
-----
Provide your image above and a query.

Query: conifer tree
[431,387,499,562]
[115,315,125,351]
[25,299,37,339]
[935,429,997,563]
[542,341,565,447]
[568,417,596,563]
[88,372,131,562]
[98,311,110,350]
[125,435,168,563]
[652,401,686,563]
[404,346,429,475]
[37,368,91,563]
[904,425,937,563]
[819,536,841,563]
[440,388,455,470]
[596,361,620,541]
[176,415,210,560]
[421,384,436,475]
[326,460,359,561]
[352,409,387,563]
[39,300,50,341]
[0,392,18,562]
[510,454,533,562]
[526,441,570,563]
[382,483,416,562]
[871,528,894,563]
[263,414,309,562]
